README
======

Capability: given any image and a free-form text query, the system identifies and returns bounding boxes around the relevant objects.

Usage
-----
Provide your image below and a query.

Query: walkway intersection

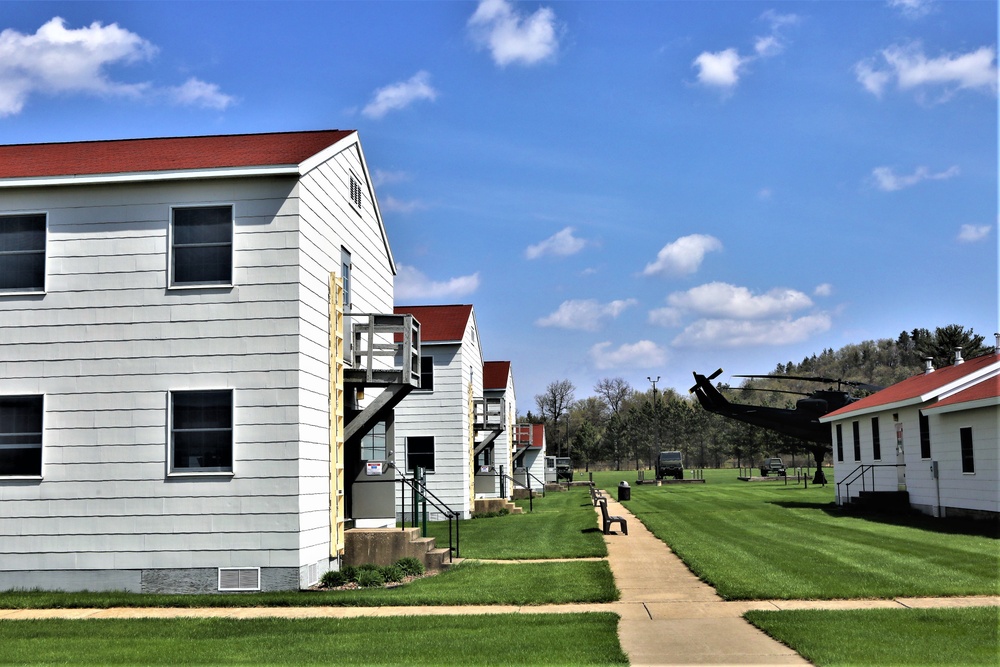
[2,493,997,666]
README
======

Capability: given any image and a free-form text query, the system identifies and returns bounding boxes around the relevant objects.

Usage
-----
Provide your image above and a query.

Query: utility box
[618,481,631,502]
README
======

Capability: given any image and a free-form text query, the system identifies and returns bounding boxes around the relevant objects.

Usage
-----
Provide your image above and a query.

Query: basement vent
[308,563,318,585]
[218,567,261,592]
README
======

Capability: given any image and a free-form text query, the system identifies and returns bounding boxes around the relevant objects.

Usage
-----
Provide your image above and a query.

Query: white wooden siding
[0,138,398,585]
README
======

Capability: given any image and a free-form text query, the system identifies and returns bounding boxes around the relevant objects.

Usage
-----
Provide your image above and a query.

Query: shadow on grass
[769,499,1000,538]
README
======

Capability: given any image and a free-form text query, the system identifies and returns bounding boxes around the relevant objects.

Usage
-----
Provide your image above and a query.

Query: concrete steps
[473,497,522,516]
[344,527,457,572]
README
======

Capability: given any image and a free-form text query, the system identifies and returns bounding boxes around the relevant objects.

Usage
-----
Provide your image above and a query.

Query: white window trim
[406,435,435,474]
[0,210,48,296]
[167,204,235,290]
[167,389,235,477]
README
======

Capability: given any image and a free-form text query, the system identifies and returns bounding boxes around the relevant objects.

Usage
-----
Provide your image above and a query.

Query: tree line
[527,325,992,471]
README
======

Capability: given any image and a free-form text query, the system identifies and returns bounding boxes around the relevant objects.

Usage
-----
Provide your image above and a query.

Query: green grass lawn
[420,486,607,559]
[590,468,999,600]
[0,613,628,665]
[745,606,1000,666]
[0,560,618,609]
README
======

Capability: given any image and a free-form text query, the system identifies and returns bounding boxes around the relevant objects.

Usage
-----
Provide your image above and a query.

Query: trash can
[618,481,631,502]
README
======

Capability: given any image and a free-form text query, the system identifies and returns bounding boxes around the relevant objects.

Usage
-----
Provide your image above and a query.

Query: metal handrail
[836,463,905,505]
[387,461,460,560]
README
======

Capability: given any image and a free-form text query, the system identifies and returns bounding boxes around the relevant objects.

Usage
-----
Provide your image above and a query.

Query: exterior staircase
[473,497,523,516]
[343,527,456,572]
[843,490,913,515]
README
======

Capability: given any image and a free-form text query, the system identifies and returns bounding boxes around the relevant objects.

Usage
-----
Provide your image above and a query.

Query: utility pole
[648,376,660,470]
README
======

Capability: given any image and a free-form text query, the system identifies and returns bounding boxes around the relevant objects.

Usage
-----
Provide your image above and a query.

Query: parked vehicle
[555,457,573,482]
[656,451,684,480]
[759,457,786,476]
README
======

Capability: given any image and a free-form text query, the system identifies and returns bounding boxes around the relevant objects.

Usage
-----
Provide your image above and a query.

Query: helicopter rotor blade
[733,374,883,392]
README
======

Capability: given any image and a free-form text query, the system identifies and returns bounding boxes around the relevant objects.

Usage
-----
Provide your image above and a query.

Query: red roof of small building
[821,351,1000,421]
[0,130,354,179]
[925,374,1000,410]
[484,361,511,390]
[394,305,473,343]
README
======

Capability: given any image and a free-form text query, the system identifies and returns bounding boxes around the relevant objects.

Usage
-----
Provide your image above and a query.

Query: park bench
[597,498,627,535]
[589,483,606,506]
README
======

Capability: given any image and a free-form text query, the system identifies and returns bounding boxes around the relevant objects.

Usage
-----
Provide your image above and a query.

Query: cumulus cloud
[672,314,832,348]
[372,169,411,187]
[692,49,746,89]
[395,265,479,300]
[590,340,666,370]
[525,227,588,259]
[957,224,991,242]
[536,298,637,331]
[871,165,960,191]
[692,11,798,91]
[0,17,235,116]
[664,282,813,319]
[380,196,427,214]
[814,283,834,297]
[167,77,235,110]
[468,0,560,67]
[889,0,935,19]
[642,234,722,277]
[856,43,997,99]
[362,70,437,119]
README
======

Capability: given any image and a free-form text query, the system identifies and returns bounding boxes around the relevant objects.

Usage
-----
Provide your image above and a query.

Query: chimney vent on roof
[923,357,934,374]
[953,347,963,365]
[995,333,999,353]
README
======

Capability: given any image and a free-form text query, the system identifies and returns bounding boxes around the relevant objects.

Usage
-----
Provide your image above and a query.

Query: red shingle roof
[484,361,511,390]
[822,351,1000,420]
[0,130,354,179]
[926,374,1000,410]
[394,305,473,343]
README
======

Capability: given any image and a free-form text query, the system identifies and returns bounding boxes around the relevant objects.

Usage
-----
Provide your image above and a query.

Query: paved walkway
[3,494,997,666]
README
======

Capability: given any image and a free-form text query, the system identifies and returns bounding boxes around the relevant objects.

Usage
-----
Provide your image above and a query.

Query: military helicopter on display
[689,369,882,446]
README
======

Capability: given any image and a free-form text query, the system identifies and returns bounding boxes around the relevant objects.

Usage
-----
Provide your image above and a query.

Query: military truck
[655,451,684,480]
[759,457,786,476]
[555,457,573,482]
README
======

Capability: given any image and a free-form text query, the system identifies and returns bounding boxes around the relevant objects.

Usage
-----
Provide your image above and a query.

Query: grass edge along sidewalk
[744,606,999,666]
[0,613,629,666]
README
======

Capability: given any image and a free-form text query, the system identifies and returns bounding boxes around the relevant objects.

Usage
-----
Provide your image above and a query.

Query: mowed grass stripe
[593,469,998,600]
[0,613,629,665]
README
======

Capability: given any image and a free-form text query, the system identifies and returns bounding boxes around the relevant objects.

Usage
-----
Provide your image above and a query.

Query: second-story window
[171,206,233,286]
[0,213,46,293]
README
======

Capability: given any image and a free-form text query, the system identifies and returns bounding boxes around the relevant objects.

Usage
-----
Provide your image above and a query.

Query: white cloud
[888,0,935,19]
[536,298,637,331]
[814,283,834,297]
[692,48,746,89]
[643,234,722,277]
[380,196,427,214]
[672,314,832,348]
[394,265,479,301]
[468,0,560,67]
[856,43,998,99]
[362,70,437,119]
[957,224,991,242]
[167,77,235,110]
[871,165,960,191]
[693,11,798,91]
[648,307,683,328]
[0,17,156,116]
[590,340,666,370]
[372,169,410,187]
[665,282,813,319]
[525,226,588,259]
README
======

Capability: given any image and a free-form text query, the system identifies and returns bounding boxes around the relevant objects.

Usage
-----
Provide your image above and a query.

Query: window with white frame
[170,390,233,473]
[406,436,434,472]
[171,206,233,286]
[960,427,975,474]
[0,213,46,293]
[871,417,881,461]
[360,421,387,461]
[836,424,844,462]
[0,395,43,476]
[852,421,861,461]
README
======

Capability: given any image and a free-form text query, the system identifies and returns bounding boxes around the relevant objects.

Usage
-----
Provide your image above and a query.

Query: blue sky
[2,1,996,407]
